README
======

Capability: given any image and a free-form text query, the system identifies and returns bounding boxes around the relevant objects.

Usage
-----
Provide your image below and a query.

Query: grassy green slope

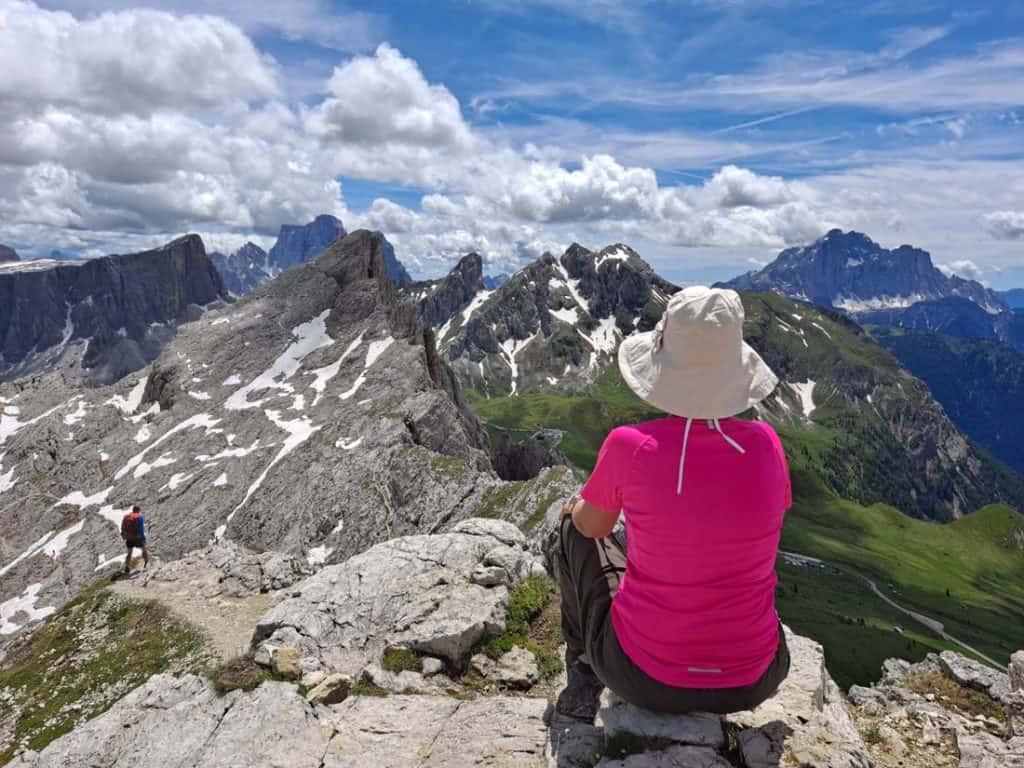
[783,470,1024,666]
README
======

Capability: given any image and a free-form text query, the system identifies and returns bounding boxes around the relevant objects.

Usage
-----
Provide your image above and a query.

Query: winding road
[780,550,1002,670]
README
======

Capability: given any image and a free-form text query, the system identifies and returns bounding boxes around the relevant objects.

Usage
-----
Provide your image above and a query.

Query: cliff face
[0,235,227,384]
[267,214,346,272]
[0,244,18,263]
[209,242,269,296]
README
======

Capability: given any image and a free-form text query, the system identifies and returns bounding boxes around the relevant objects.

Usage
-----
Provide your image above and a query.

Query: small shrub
[381,648,421,673]
[349,675,390,697]
[210,655,269,694]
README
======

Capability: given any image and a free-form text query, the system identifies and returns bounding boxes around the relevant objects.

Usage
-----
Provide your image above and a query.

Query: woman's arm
[562,493,620,539]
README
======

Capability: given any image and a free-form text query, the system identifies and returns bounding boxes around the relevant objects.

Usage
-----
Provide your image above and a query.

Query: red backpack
[121,512,142,541]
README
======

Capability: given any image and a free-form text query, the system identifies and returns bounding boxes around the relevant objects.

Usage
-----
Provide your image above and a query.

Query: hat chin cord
[675,418,746,495]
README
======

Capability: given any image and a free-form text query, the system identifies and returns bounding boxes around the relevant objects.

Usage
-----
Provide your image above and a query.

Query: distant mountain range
[210,215,412,296]
[0,236,227,384]
[721,229,1006,315]
[0,244,18,263]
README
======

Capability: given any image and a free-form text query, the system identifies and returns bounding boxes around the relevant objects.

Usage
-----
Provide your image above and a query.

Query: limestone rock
[1011,651,1024,691]
[322,694,550,767]
[955,729,1024,768]
[471,564,510,587]
[451,517,526,548]
[470,647,539,689]
[546,713,603,768]
[306,673,353,705]
[421,657,445,677]
[728,629,872,768]
[271,646,302,679]
[253,526,532,676]
[938,651,1010,702]
[13,675,332,768]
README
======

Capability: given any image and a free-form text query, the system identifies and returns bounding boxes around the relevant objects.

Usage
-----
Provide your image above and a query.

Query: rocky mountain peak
[268,214,346,272]
[0,243,19,262]
[723,229,1007,315]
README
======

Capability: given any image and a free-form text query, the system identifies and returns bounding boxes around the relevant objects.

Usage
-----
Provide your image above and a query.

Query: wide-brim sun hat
[618,286,778,419]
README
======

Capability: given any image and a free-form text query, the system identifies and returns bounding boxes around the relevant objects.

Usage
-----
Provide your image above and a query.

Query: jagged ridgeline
[0,230,576,640]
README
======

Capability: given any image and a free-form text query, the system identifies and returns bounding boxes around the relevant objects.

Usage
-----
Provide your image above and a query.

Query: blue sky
[2,0,1023,286]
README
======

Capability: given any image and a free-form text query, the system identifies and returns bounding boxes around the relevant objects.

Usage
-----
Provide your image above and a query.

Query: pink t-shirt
[581,416,791,689]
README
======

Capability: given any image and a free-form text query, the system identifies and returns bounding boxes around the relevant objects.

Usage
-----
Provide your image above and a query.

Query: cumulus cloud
[0,1,279,115]
[984,210,1024,240]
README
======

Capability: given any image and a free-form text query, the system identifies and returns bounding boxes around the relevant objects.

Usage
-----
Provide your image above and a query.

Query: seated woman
[554,286,791,720]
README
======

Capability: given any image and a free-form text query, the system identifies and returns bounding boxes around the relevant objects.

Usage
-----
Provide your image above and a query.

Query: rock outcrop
[267,214,346,272]
[209,242,270,296]
[0,235,227,384]
[252,519,543,677]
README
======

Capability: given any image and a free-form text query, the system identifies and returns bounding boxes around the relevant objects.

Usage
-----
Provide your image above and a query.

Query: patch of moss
[903,671,1005,722]
[349,676,390,698]
[380,648,421,674]
[472,481,525,519]
[0,579,209,764]
[471,575,564,683]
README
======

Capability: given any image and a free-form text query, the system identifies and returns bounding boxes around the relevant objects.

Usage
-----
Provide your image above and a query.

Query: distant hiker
[120,504,149,573]
[552,286,791,721]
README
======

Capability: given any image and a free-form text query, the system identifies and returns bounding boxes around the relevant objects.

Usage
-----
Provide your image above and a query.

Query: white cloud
[1,0,1021,288]
[0,1,279,115]
[984,210,1024,240]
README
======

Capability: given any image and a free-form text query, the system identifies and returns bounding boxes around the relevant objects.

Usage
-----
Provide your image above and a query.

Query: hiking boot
[555,660,604,722]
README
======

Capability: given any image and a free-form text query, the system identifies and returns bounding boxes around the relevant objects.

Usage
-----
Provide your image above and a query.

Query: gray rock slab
[597,705,724,749]
[322,694,550,767]
[596,744,733,768]
[939,651,1011,702]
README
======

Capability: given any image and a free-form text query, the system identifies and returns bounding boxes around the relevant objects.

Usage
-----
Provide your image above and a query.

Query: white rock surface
[253,522,530,676]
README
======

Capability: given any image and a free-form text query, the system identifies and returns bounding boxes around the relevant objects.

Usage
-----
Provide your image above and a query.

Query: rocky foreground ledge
[6,520,1024,767]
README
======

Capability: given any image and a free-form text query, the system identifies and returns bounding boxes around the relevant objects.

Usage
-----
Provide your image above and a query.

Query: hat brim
[618,330,778,419]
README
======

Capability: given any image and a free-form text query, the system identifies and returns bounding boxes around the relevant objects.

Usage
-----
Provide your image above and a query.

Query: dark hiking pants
[554,516,790,715]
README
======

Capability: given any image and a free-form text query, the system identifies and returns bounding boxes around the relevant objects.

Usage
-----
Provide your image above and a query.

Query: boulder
[252,526,531,677]
[938,651,1010,702]
[271,647,302,679]
[451,517,527,548]
[470,647,539,689]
